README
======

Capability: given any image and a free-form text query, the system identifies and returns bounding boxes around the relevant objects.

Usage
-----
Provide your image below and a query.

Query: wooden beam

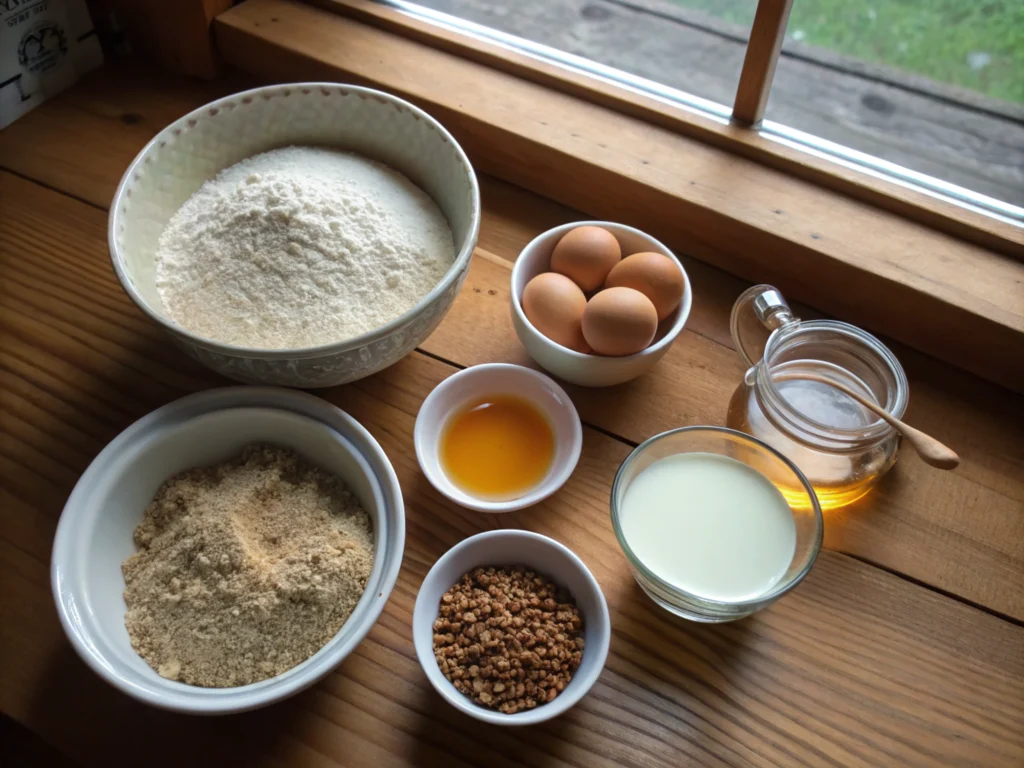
[99,0,234,78]
[732,0,794,127]
[313,1,1022,270]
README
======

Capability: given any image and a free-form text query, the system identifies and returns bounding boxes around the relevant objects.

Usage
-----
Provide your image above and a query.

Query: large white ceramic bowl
[414,364,583,513]
[511,221,692,387]
[412,530,610,725]
[51,387,405,714]
[109,83,480,388]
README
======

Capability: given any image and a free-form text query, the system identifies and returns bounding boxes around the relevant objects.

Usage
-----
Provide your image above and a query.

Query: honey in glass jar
[726,286,908,510]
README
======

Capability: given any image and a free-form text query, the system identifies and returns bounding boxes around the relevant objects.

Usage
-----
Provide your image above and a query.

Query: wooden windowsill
[320,0,1023,250]
[213,0,1023,392]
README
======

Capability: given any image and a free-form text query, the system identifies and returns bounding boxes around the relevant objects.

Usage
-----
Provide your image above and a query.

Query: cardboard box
[1,0,104,129]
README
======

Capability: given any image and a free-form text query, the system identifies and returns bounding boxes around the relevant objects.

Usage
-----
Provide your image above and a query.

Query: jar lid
[729,284,799,369]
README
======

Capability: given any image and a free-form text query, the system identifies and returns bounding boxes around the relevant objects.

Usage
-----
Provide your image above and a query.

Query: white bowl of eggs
[510,222,692,387]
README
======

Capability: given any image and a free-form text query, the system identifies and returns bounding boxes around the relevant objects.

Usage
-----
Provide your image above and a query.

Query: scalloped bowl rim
[108,82,481,360]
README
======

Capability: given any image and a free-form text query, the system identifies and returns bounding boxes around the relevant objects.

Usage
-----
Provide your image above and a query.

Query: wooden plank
[0,173,1021,766]
[213,0,1024,394]
[0,63,253,208]
[0,69,1021,617]
[318,0,1024,252]
[97,0,235,78]
[732,0,793,126]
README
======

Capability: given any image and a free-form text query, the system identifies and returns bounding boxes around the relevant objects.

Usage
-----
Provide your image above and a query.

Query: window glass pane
[760,0,1024,207]
[402,0,754,109]
[392,0,1022,213]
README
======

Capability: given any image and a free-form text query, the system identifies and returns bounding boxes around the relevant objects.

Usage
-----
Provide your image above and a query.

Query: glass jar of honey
[726,285,908,510]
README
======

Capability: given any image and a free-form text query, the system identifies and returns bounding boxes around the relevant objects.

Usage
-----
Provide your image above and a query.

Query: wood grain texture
[0,64,253,207]
[212,0,1024,394]
[0,65,1022,618]
[419,250,1024,618]
[732,0,793,126]
[1,174,1022,768]
[97,0,235,78]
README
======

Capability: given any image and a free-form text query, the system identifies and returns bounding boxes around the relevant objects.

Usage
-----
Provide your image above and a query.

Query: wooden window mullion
[732,0,794,127]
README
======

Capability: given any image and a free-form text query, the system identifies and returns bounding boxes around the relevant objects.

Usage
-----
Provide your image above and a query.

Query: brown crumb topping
[432,566,584,714]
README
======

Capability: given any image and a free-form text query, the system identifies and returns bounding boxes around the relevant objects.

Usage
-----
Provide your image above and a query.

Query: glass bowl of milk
[611,426,823,622]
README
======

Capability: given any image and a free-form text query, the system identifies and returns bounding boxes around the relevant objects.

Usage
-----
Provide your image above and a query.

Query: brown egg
[550,226,622,292]
[582,287,658,356]
[522,272,591,353]
[604,252,685,322]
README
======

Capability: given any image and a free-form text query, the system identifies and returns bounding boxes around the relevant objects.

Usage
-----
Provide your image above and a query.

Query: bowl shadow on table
[400,581,756,768]
[11,330,227,538]
[817,453,905,551]
[400,578,754,768]
[609,581,761,756]
[100,324,226,402]
[26,643,311,768]
[405,688,580,768]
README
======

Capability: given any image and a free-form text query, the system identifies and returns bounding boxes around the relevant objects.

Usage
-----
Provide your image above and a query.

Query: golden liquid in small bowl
[440,395,554,501]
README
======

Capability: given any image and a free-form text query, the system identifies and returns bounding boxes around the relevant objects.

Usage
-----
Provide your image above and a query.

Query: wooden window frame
[732,0,794,127]
[318,0,1022,255]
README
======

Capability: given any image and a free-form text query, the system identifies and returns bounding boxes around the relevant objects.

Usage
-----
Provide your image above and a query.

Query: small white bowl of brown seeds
[412,529,610,725]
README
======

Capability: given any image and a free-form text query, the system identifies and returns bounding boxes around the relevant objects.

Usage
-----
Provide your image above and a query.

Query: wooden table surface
[1,61,1022,768]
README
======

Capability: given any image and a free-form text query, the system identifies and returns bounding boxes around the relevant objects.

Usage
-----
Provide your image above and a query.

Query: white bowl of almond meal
[108,83,480,388]
[51,387,405,714]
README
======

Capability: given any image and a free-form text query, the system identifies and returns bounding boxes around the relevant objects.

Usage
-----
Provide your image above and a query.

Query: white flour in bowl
[154,146,455,349]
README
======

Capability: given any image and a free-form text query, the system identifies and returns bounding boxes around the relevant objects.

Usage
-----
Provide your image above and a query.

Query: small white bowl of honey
[414,364,583,512]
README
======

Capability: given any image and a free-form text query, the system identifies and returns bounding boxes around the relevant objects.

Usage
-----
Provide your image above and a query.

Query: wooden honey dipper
[778,372,959,470]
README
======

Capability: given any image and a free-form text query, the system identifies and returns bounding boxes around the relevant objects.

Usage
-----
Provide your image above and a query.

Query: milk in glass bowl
[610,426,823,622]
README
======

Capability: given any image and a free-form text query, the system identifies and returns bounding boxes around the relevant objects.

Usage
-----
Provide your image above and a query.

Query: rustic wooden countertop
[0,62,1021,768]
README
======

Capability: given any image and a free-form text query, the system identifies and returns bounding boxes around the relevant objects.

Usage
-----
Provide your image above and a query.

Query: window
[764,0,1024,208]
[379,0,1024,219]
[389,0,754,116]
